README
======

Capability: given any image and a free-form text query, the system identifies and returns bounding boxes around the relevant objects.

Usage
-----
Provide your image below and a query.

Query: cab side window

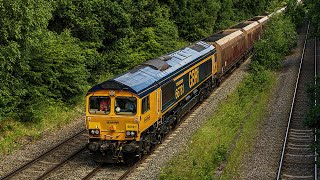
[142,96,150,114]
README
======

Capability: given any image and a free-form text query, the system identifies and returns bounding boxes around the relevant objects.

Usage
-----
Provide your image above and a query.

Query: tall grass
[0,97,85,154]
[159,70,275,180]
[0,71,115,155]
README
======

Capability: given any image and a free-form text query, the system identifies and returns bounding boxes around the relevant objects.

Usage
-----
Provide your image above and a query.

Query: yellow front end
[85,90,142,163]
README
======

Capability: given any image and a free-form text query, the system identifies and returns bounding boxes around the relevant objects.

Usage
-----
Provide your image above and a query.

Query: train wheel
[142,134,152,154]
[216,78,221,87]
[199,92,205,102]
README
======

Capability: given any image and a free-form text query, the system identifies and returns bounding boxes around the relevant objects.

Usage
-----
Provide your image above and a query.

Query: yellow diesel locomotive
[86,15,271,164]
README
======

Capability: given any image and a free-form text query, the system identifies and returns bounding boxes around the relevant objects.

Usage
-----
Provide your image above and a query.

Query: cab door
[140,94,151,132]
[140,91,159,132]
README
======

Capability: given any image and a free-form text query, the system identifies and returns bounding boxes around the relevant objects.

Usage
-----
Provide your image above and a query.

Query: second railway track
[1,129,88,180]
[277,23,319,179]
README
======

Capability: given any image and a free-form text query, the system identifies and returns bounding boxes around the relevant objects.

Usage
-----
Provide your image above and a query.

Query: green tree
[215,0,234,30]
[0,0,89,121]
[162,0,220,41]
[251,15,297,70]
[0,0,54,120]
[286,0,305,27]
[305,0,320,37]
[0,0,290,122]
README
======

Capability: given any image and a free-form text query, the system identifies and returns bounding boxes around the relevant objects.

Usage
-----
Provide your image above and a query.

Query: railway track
[276,23,318,179]
[1,105,203,179]
[1,129,87,180]
[80,164,130,180]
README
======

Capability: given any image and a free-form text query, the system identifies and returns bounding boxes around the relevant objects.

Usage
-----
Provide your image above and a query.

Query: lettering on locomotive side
[144,115,150,123]
[107,121,119,124]
[189,67,199,88]
[175,79,185,99]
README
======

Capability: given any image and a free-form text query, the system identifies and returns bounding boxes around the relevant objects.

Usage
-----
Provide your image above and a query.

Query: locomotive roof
[87,41,215,97]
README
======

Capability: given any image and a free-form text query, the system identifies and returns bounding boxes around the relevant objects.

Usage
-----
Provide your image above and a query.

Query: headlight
[126,131,131,136]
[89,129,100,135]
[126,131,137,137]
[130,131,135,136]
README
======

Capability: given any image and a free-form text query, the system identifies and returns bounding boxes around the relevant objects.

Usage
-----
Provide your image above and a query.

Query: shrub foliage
[305,0,320,37]
[251,14,298,70]
[0,0,288,121]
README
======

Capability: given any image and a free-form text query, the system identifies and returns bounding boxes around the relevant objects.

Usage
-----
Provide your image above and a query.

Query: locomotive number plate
[126,124,138,131]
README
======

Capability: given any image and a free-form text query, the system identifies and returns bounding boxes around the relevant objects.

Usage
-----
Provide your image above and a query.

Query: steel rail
[314,37,318,180]
[276,22,310,180]
[82,164,103,180]
[118,165,137,180]
[2,129,86,180]
[36,146,86,180]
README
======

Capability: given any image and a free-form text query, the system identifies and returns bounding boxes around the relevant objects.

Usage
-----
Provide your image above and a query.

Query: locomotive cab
[86,89,155,163]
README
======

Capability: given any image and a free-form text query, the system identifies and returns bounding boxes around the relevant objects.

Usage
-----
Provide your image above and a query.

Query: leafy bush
[0,0,289,125]
[251,15,297,70]
[305,77,320,127]
[305,0,320,37]
[286,0,306,27]
[305,77,320,165]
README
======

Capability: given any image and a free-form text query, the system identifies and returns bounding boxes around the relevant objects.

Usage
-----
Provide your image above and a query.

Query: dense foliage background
[302,0,319,127]
[0,0,286,122]
[305,0,320,37]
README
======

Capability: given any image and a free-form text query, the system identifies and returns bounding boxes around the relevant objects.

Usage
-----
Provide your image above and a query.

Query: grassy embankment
[159,4,303,179]
[159,70,276,179]
[0,72,115,155]
[0,98,84,154]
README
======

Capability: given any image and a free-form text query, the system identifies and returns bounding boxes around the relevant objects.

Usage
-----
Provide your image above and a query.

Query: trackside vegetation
[303,0,320,165]
[159,2,304,179]
[159,71,276,180]
[305,0,320,37]
[251,16,298,70]
[305,77,320,166]
[305,77,320,128]
[0,0,286,154]
[304,0,320,127]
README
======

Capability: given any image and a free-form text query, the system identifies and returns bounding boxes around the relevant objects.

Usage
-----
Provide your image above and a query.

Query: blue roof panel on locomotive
[88,41,216,98]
